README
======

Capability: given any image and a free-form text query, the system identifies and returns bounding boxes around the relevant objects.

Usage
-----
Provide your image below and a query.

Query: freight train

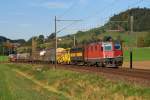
[9,41,123,67]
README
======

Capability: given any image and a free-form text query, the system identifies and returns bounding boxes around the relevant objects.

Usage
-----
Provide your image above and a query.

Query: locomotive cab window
[115,44,121,50]
[104,44,112,51]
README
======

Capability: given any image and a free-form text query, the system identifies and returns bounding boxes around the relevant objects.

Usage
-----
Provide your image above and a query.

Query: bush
[137,36,146,47]
[144,32,150,47]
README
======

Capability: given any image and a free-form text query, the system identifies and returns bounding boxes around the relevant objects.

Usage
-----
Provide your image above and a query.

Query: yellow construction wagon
[57,48,70,64]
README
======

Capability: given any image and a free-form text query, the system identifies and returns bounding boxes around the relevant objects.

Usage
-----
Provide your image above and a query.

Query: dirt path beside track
[123,61,150,70]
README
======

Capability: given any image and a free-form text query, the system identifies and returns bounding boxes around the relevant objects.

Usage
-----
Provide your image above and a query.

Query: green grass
[4,63,150,100]
[124,47,150,61]
[0,64,67,100]
[0,56,8,62]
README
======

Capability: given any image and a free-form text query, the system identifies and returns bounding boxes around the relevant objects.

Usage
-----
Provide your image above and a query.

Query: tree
[38,35,44,44]
[109,8,150,31]
[24,37,32,46]
[48,33,55,40]
[103,36,113,42]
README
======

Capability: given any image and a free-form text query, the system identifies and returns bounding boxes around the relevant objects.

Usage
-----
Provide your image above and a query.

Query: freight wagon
[16,53,31,62]
[70,47,84,65]
[57,48,70,64]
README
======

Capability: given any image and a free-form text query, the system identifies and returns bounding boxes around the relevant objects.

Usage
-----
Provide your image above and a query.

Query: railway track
[62,64,150,80]
[2,61,150,86]
[54,64,150,86]
[59,65,150,87]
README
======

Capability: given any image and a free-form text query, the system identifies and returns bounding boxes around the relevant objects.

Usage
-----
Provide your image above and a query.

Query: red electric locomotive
[84,41,123,67]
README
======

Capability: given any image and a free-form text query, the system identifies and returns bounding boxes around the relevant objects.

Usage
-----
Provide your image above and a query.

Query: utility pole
[131,16,134,33]
[134,17,137,48]
[54,16,81,69]
[74,35,76,47]
[55,16,57,69]
[130,16,134,69]
[32,37,37,62]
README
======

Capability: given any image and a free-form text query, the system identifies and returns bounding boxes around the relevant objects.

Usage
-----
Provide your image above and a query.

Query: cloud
[31,1,71,9]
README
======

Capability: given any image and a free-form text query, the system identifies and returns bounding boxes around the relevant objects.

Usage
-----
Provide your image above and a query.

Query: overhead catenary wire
[56,0,119,36]
[55,0,118,35]
[71,0,120,32]
[57,1,78,19]
[85,0,144,21]
[54,1,81,36]
[82,0,118,21]
[57,20,82,34]
[80,0,144,31]
[55,0,145,36]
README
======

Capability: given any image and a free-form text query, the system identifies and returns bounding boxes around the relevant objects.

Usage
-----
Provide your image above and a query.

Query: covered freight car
[70,47,84,65]
[32,50,52,63]
[16,53,31,62]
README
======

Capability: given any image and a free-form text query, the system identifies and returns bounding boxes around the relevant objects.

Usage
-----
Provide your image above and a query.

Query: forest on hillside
[108,8,150,31]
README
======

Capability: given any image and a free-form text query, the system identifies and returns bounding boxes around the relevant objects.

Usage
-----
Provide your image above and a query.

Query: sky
[0,0,149,40]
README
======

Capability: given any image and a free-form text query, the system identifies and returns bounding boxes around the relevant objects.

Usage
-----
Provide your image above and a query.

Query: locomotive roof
[70,47,83,51]
[87,41,113,46]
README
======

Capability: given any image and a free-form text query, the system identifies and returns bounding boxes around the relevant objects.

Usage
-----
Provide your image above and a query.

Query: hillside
[56,8,150,48]
[0,36,26,44]
[109,8,150,31]
[0,36,26,54]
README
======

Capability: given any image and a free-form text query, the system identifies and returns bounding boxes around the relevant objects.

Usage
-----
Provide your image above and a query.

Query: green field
[0,63,149,100]
[123,47,150,61]
[0,56,8,62]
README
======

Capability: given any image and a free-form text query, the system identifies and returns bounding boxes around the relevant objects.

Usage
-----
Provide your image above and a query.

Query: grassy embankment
[0,56,8,62]
[0,64,67,100]
[0,63,149,100]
